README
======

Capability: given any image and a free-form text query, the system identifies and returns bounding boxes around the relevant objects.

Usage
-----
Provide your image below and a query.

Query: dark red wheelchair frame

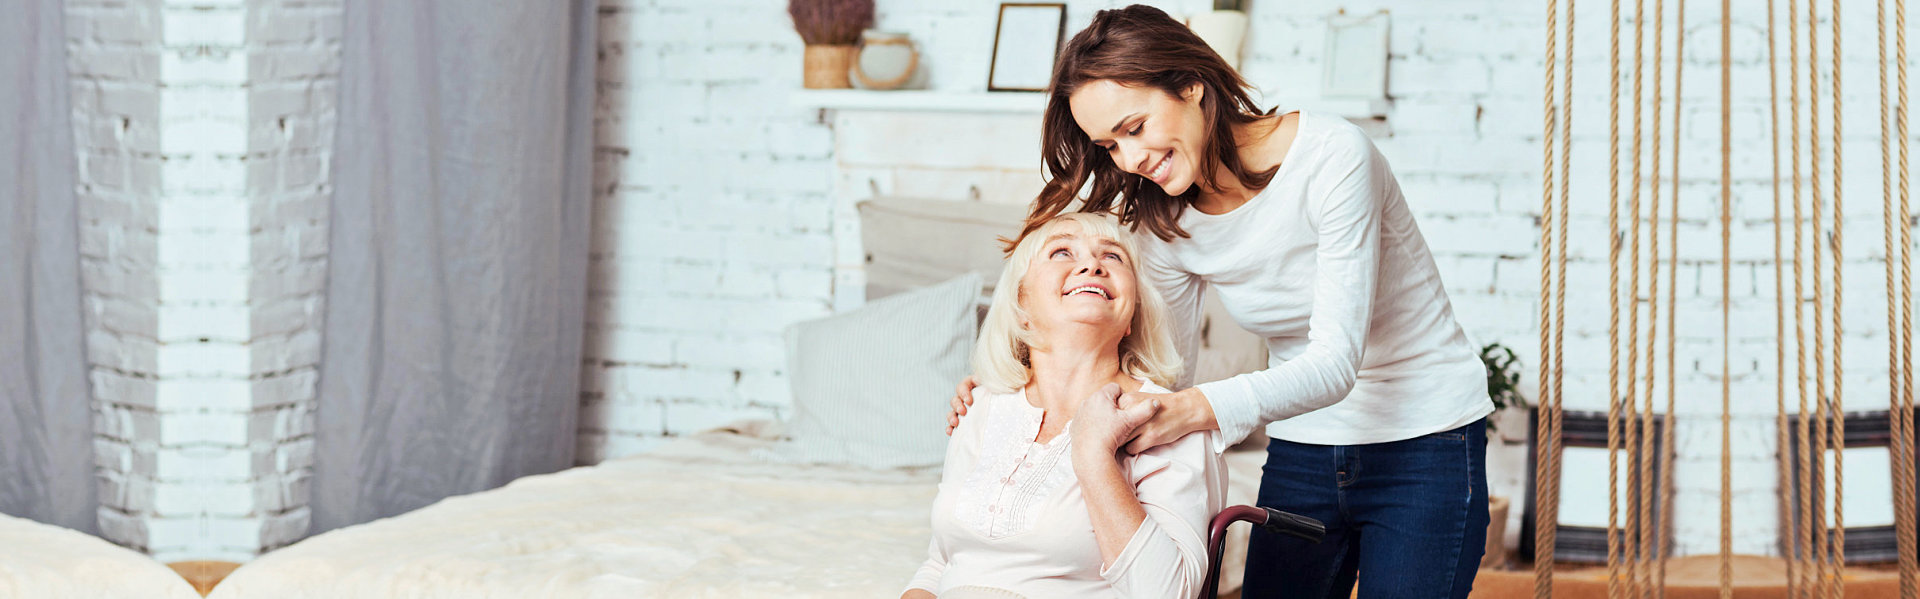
[1201,506,1327,598]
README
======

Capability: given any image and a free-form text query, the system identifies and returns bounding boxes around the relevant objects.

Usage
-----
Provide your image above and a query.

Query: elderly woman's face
[1019,221,1138,336]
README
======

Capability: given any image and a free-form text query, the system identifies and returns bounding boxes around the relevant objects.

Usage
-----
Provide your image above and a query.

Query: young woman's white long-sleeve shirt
[906,379,1225,598]
[1138,109,1493,450]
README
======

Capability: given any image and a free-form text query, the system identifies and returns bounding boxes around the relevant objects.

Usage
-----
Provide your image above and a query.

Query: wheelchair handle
[1258,507,1327,543]
[1201,506,1326,598]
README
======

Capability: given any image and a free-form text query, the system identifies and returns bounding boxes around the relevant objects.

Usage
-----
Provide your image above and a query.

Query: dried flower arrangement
[789,0,875,88]
[788,0,874,46]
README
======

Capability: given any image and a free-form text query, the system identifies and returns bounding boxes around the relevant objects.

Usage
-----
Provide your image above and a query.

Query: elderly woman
[903,212,1225,599]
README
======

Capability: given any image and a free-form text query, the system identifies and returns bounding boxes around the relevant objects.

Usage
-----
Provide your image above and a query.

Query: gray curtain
[311,0,598,536]
[0,0,97,534]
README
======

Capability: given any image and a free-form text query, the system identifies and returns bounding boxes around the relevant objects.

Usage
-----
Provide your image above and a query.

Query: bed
[206,420,1268,598]
[0,512,202,599]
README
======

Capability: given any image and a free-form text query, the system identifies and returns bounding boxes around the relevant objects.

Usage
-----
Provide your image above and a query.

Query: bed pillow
[777,271,981,468]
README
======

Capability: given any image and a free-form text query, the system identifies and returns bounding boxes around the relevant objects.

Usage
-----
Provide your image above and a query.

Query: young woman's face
[1067,79,1208,196]
[1018,221,1138,339]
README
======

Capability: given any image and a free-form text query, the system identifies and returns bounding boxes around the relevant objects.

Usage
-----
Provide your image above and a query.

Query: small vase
[1188,10,1249,70]
[853,30,919,90]
[803,44,857,89]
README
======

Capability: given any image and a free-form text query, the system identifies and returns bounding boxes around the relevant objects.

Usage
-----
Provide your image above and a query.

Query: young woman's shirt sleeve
[1139,237,1207,394]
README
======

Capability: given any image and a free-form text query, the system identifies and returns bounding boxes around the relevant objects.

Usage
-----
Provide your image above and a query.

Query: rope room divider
[1530,0,1918,596]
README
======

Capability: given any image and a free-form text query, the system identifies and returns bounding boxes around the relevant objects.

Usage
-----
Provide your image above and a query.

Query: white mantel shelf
[792,89,1048,113]
[792,89,1393,119]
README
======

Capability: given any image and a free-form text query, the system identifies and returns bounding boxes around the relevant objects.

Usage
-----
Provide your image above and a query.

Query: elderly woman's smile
[1063,283,1111,300]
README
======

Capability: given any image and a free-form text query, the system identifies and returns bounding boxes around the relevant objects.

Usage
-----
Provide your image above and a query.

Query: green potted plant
[788,0,874,89]
[1479,342,1530,569]
[1481,342,1530,439]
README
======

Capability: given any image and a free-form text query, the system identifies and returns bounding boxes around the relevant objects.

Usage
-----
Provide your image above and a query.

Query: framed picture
[988,3,1067,92]
[1321,10,1390,100]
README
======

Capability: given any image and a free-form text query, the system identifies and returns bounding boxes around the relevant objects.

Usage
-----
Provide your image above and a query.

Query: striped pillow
[777,272,981,468]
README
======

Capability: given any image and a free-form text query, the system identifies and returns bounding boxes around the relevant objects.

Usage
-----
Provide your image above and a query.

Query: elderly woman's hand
[1069,383,1160,459]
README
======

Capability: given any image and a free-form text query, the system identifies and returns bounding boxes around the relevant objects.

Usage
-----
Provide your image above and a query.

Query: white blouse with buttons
[905,378,1225,599]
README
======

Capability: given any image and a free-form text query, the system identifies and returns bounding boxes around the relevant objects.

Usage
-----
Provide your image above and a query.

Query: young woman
[947,6,1493,598]
[905,212,1225,599]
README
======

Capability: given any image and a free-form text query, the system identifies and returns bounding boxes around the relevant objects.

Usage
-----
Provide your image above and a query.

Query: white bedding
[210,422,1266,598]
[0,513,201,599]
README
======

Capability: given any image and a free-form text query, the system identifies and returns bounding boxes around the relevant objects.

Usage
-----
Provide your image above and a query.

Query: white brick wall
[68,0,166,555]
[67,0,338,562]
[244,0,339,555]
[581,0,839,463]
[150,0,257,561]
[592,0,1920,559]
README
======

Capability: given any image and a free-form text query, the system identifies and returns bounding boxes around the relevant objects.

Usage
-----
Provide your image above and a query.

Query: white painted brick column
[146,0,257,561]
[244,0,339,554]
[68,0,166,554]
[67,0,338,562]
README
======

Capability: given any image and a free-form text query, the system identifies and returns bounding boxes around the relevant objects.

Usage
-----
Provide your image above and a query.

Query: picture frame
[987,3,1067,92]
[1321,9,1390,101]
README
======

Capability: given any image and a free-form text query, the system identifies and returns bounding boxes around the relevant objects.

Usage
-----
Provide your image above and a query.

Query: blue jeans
[1241,419,1489,599]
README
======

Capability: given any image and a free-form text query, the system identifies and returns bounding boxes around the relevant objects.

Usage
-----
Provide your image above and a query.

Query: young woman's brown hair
[1011,4,1278,249]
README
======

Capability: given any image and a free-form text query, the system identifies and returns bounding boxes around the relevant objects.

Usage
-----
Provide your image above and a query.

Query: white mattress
[0,513,201,599]
[210,422,1267,598]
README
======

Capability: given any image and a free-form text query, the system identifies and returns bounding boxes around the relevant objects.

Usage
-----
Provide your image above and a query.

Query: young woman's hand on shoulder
[945,375,978,436]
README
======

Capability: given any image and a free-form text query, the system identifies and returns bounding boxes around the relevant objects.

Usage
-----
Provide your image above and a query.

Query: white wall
[69,0,166,556]
[590,0,1920,559]
[581,0,841,462]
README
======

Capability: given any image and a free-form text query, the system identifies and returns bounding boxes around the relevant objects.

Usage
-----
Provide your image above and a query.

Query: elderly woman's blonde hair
[971,212,1183,394]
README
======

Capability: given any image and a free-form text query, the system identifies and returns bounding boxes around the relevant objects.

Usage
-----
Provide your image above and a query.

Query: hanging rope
[1624,0,1648,589]
[1639,0,1668,588]
[1535,1,1573,596]
[1806,0,1836,591]
[1535,0,1560,591]
[1607,0,1627,590]
[1893,0,1920,592]
[1717,0,1733,596]
[1882,0,1920,593]
[1658,2,1685,597]
[1787,0,1818,594]
[1768,0,1798,594]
